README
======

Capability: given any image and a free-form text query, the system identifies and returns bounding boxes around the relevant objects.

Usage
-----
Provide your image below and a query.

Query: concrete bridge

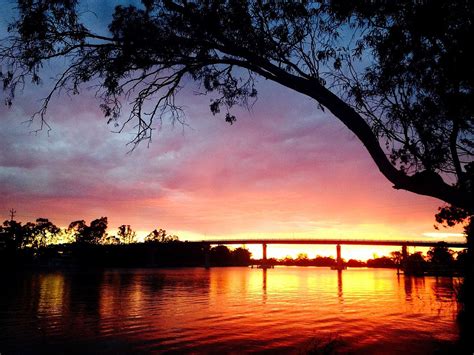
[197,238,468,270]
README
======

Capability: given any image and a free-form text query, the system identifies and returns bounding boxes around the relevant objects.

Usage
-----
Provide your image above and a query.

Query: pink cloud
[0,72,449,243]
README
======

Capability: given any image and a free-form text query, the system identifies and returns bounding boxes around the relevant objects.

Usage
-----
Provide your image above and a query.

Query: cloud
[422,232,465,239]
[0,41,448,241]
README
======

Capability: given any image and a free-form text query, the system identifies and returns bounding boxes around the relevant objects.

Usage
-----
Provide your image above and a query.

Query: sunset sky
[0,1,465,260]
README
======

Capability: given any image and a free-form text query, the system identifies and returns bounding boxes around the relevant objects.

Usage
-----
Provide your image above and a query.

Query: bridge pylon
[258,243,273,269]
[332,244,346,270]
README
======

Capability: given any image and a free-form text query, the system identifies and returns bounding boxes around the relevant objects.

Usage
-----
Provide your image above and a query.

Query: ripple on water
[0,268,460,353]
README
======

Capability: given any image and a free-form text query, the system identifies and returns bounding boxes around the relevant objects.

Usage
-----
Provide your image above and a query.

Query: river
[0,267,460,354]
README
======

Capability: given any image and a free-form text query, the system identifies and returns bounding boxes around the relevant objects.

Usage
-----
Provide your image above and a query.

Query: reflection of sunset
[1,268,459,353]
[38,273,65,316]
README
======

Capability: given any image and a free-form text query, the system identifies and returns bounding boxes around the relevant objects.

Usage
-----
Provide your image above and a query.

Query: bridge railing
[192,238,467,248]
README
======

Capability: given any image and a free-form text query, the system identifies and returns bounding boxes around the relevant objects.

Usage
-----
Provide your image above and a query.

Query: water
[0,267,460,354]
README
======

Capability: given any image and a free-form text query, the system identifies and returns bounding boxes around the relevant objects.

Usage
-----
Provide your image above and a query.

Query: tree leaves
[0,0,472,211]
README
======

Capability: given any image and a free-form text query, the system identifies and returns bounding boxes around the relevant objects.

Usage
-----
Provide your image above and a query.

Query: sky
[0,1,465,260]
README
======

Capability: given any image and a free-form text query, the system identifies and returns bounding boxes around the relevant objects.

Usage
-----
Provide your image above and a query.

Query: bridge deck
[194,239,467,248]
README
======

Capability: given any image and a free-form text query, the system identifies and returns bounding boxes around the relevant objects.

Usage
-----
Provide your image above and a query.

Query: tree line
[0,216,180,250]
[0,216,251,268]
[0,216,466,274]
[253,246,467,276]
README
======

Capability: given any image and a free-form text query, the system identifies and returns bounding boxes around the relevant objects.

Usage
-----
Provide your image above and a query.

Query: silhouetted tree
[390,251,403,267]
[144,228,178,243]
[297,253,309,261]
[12,218,61,249]
[312,256,337,267]
[404,252,427,276]
[100,234,121,245]
[1,219,24,249]
[456,249,469,271]
[67,220,87,243]
[21,222,37,248]
[231,247,251,266]
[0,224,4,247]
[281,256,295,265]
[29,218,60,249]
[295,253,311,266]
[427,243,455,267]
[346,259,365,267]
[117,224,136,244]
[0,1,472,214]
[275,255,337,267]
[367,256,396,269]
[210,245,232,266]
[68,217,108,244]
[89,217,108,243]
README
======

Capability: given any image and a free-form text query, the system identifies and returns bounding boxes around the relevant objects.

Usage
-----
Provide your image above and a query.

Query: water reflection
[262,269,267,304]
[403,275,428,304]
[337,270,343,303]
[404,274,413,300]
[432,277,456,301]
[0,268,460,353]
[37,273,65,316]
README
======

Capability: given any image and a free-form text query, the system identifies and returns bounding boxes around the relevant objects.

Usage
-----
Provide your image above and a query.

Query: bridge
[196,238,468,270]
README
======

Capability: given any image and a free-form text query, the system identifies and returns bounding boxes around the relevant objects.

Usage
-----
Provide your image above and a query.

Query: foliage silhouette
[404,252,428,276]
[117,224,137,244]
[427,242,454,267]
[68,217,108,244]
[0,216,254,268]
[231,247,252,266]
[0,219,23,250]
[28,218,60,249]
[367,256,396,268]
[346,259,365,267]
[274,255,336,267]
[210,245,232,266]
[0,1,472,214]
[390,251,403,267]
[145,228,178,243]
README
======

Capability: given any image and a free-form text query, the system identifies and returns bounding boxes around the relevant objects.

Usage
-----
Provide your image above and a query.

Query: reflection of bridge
[198,239,468,270]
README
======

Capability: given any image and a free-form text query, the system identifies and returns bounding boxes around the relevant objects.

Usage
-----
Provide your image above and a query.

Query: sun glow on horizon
[41,220,467,262]
[170,223,465,261]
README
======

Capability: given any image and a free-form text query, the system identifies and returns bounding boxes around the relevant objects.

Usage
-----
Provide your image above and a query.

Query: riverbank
[1,243,466,278]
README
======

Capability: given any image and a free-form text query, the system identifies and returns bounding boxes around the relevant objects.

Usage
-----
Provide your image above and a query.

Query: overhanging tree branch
[0,0,472,213]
